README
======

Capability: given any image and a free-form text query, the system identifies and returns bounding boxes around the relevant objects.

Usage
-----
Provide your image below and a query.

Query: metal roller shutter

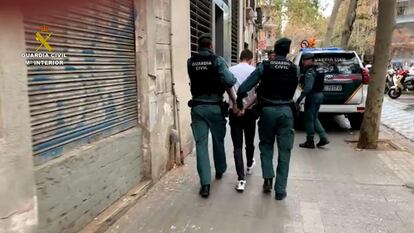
[24,0,138,163]
[190,0,213,55]
[231,0,239,64]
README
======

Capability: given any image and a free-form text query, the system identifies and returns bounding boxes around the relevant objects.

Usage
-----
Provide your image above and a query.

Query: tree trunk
[324,0,342,47]
[341,0,358,49]
[357,0,396,149]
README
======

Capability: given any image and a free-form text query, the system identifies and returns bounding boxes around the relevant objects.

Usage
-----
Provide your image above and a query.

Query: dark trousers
[258,106,294,193]
[229,109,257,180]
[191,105,227,185]
[304,92,327,141]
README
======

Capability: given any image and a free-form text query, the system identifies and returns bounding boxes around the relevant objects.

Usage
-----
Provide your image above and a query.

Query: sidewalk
[382,97,414,142]
[103,130,414,233]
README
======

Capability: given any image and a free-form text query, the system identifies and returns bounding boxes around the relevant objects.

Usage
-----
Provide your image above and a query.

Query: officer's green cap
[198,33,212,43]
[274,37,292,49]
[302,53,315,60]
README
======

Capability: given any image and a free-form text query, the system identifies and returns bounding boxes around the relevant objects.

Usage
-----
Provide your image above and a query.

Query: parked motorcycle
[388,70,414,99]
[385,68,395,94]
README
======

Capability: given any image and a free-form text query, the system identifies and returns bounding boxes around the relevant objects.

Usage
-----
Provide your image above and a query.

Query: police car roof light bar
[300,47,344,52]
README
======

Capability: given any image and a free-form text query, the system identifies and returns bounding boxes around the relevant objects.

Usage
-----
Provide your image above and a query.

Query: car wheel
[348,113,364,130]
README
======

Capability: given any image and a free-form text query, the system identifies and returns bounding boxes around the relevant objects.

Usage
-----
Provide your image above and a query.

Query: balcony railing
[396,14,414,24]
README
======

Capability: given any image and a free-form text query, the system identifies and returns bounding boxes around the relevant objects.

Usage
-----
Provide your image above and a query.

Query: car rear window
[301,52,361,75]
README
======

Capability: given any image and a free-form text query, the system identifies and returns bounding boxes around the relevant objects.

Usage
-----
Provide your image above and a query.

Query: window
[301,53,361,75]
[316,53,361,75]
[397,1,408,16]
[397,6,407,16]
[250,0,255,9]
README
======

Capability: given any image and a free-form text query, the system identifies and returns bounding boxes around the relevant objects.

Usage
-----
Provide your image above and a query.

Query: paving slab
[104,128,414,233]
[382,98,414,142]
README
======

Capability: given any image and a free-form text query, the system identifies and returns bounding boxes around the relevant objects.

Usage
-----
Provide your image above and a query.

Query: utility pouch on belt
[188,100,229,117]
[289,102,299,120]
[221,101,230,118]
[250,104,260,120]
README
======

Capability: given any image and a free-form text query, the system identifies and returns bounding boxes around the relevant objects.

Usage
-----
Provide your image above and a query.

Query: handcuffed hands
[232,104,239,114]
[232,104,245,117]
[235,95,247,117]
[237,108,245,117]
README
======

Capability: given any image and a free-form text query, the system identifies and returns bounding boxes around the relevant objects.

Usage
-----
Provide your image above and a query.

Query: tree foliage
[285,0,321,26]
[324,0,343,47]
[283,0,326,53]
[330,0,378,59]
[259,0,285,37]
[341,0,358,49]
[348,0,378,58]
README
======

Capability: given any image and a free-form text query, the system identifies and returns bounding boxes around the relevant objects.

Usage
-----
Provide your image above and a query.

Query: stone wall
[171,0,193,158]
[0,10,37,233]
[135,0,176,182]
[35,129,143,233]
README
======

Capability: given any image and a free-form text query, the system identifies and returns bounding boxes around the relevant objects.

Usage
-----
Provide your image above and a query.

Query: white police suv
[293,48,370,129]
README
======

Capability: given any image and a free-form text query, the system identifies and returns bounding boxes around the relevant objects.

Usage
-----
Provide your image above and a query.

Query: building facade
[255,0,279,61]
[1,0,177,232]
[0,1,257,233]
[393,0,414,67]
[244,0,259,61]
[174,0,258,161]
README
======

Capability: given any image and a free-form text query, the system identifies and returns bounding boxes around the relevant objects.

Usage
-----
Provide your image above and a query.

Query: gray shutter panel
[190,0,213,55]
[24,0,138,163]
[231,0,239,64]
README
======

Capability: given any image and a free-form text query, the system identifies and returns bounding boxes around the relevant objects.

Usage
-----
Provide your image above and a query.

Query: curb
[78,179,152,233]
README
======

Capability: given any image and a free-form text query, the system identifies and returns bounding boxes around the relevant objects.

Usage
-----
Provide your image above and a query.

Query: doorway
[215,5,224,57]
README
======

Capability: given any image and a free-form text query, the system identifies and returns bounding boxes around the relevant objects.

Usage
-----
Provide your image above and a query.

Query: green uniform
[297,67,327,141]
[237,57,298,194]
[188,48,236,186]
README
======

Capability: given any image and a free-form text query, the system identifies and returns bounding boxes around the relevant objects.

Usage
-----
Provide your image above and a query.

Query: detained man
[228,49,257,192]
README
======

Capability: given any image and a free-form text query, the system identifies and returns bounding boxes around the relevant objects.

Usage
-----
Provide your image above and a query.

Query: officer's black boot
[275,191,287,201]
[299,140,315,149]
[199,185,210,198]
[263,178,273,193]
[317,138,330,147]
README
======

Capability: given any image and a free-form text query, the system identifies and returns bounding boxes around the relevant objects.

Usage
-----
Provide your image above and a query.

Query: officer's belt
[196,93,222,98]
[259,99,293,107]
[188,100,222,107]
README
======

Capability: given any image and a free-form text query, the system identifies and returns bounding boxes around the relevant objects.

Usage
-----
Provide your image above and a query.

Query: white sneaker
[246,159,256,175]
[235,180,246,192]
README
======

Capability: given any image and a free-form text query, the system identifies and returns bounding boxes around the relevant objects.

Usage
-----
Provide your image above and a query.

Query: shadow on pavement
[295,114,352,133]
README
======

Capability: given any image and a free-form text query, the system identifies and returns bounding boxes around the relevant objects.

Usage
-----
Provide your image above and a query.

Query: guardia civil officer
[236,38,298,200]
[187,33,238,198]
[295,53,329,149]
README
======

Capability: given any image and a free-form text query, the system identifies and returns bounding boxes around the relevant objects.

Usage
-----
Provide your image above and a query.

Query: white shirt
[228,62,256,108]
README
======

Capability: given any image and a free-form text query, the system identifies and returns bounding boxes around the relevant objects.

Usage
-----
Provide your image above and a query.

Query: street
[3,1,414,233]
[103,117,414,233]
